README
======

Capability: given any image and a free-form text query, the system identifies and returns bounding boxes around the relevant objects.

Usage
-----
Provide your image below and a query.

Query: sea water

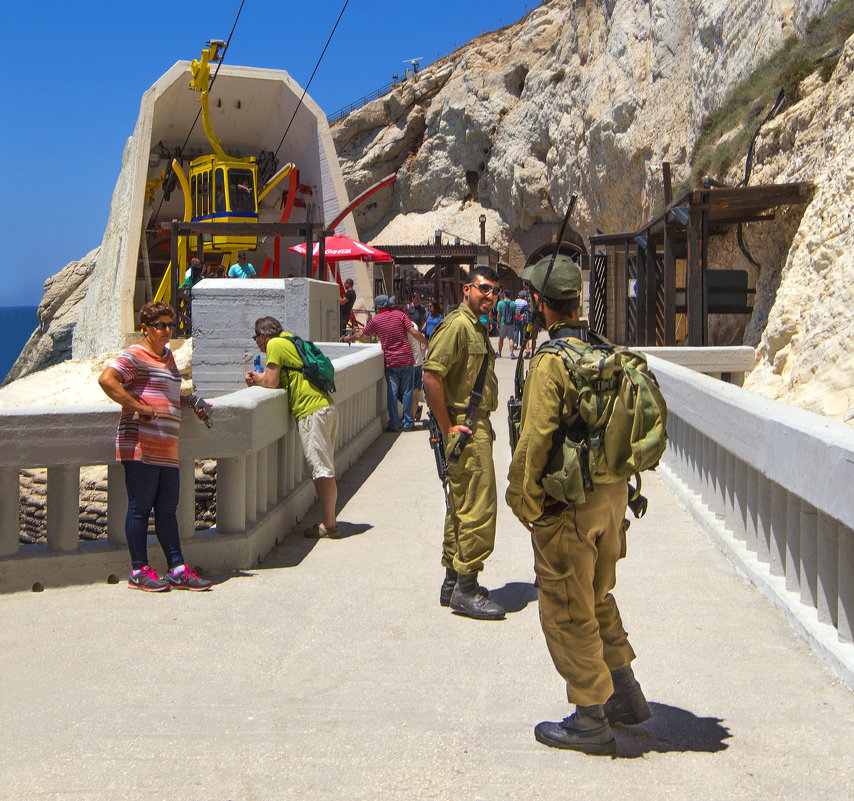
[0,306,39,383]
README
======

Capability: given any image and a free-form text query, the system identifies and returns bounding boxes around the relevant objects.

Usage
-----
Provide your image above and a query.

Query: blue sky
[1,0,538,307]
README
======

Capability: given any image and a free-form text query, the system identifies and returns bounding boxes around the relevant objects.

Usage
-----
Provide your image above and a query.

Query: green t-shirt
[496,298,515,326]
[265,333,331,422]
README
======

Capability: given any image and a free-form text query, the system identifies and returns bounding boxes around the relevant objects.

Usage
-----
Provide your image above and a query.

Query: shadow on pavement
[489,581,538,614]
[248,432,398,571]
[615,702,732,757]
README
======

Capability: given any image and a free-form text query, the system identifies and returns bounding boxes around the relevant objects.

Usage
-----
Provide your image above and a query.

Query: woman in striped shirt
[98,301,213,592]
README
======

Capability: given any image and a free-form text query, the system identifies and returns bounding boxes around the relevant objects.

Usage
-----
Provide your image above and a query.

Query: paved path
[2,351,853,800]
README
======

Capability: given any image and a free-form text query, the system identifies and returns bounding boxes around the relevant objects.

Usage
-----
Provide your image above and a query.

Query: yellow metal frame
[190,41,252,165]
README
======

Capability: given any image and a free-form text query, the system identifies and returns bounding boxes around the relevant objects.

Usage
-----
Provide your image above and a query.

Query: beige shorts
[297,404,339,479]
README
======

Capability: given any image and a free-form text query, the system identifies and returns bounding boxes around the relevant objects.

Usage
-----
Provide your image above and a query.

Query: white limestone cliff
[742,39,854,418]
[334,0,854,421]
[334,0,829,245]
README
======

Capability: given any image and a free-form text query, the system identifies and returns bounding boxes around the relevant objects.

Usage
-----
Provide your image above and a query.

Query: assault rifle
[427,411,452,512]
[507,192,577,453]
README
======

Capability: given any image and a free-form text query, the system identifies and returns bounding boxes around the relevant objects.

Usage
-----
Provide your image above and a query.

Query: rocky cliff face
[3,248,98,386]
[334,0,829,250]
[334,0,854,421]
[742,41,854,418]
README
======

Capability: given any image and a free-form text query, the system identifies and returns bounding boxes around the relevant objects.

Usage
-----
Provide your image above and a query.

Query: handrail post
[838,525,853,643]
[216,456,246,533]
[266,444,277,508]
[816,513,839,628]
[107,463,128,546]
[0,467,19,556]
[47,465,80,553]
[178,457,195,539]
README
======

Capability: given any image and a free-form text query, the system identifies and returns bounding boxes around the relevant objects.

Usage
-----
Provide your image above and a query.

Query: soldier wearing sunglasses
[423,267,505,620]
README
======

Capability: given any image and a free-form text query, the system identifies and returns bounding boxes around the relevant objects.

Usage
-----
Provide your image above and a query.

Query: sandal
[303,522,342,539]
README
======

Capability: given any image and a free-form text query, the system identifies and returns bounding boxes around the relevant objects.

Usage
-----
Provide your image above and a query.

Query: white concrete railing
[648,354,854,686]
[641,346,754,385]
[0,344,385,593]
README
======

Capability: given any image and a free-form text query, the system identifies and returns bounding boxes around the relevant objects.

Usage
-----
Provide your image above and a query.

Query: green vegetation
[690,0,854,186]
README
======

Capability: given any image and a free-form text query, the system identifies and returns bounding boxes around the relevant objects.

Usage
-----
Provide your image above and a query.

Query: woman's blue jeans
[385,365,414,430]
[122,461,184,570]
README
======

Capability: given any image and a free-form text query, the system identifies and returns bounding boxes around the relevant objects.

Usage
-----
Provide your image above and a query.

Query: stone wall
[191,277,341,398]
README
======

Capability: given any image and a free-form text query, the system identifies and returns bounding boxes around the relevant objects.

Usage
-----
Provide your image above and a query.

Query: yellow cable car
[187,156,259,254]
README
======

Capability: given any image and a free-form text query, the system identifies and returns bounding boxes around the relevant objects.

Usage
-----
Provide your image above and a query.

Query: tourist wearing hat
[506,254,650,755]
[342,294,428,432]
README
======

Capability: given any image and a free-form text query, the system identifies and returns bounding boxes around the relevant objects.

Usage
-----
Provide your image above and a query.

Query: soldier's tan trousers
[442,416,497,575]
[531,480,636,706]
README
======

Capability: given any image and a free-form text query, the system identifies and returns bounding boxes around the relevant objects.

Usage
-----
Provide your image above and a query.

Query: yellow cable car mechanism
[187,40,257,258]
[165,41,293,279]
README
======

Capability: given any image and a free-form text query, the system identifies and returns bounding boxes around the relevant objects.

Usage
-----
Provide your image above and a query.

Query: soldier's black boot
[604,665,651,726]
[534,704,617,756]
[449,572,505,620]
[439,568,458,607]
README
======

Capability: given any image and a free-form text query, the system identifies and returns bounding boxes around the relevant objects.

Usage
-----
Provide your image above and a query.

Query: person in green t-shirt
[245,316,340,538]
[495,289,516,358]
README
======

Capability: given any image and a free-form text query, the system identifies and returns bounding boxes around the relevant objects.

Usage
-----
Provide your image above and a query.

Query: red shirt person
[343,294,427,431]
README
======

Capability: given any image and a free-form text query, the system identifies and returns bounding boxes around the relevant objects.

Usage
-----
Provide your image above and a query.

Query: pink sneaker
[166,566,212,591]
[128,565,170,592]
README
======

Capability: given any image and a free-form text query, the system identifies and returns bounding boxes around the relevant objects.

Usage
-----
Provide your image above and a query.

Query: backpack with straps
[535,334,667,506]
[501,299,515,325]
[280,334,336,394]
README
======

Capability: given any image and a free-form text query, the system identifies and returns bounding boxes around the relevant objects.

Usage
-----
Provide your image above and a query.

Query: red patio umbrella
[289,235,393,263]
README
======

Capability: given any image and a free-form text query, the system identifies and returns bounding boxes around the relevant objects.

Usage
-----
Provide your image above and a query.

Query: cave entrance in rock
[525,241,585,267]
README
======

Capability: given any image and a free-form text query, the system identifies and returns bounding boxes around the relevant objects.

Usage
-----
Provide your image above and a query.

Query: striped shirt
[362,309,416,367]
[109,344,182,467]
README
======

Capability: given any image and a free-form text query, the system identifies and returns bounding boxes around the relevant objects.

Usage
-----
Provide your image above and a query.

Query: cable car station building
[71,52,370,361]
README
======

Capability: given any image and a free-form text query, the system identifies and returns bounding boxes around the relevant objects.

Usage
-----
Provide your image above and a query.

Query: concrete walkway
[2,350,853,800]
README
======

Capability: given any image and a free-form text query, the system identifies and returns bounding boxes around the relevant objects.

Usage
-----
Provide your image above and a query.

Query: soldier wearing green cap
[506,253,650,755]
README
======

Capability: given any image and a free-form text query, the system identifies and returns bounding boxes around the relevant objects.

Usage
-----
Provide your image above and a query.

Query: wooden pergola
[372,241,509,307]
[589,180,813,346]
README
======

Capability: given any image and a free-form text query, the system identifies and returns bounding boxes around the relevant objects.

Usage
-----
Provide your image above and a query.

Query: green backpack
[280,334,336,394]
[536,335,667,507]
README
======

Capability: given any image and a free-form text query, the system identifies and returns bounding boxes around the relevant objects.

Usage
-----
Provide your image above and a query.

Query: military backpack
[512,332,667,509]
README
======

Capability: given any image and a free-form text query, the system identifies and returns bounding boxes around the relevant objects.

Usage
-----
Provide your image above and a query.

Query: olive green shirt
[506,323,585,524]
[423,303,498,416]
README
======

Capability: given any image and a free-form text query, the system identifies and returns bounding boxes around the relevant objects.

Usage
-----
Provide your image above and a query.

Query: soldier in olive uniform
[506,255,650,754]
[423,266,506,620]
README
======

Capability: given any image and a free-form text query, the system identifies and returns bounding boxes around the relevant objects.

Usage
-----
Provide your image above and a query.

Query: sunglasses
[147,321,175,331]
[468,282,500,297]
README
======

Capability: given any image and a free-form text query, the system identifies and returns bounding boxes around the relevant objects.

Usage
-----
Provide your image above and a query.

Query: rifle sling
[448,352,490,465]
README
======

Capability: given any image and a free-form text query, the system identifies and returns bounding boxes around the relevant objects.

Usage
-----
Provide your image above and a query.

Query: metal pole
[170,221,179,316]
[687,194,704,346]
